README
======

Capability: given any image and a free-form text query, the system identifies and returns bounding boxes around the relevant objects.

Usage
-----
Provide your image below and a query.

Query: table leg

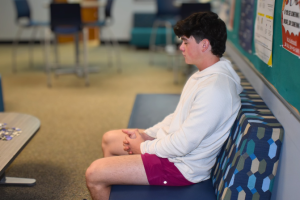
[75,33,80,66]
[0,173,36,187]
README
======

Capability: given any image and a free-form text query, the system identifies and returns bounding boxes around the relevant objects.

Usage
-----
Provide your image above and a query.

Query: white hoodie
[141,58,243,183]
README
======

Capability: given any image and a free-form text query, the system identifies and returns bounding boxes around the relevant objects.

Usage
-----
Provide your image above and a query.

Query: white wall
[0,0,50,40]
[0,0,156,41]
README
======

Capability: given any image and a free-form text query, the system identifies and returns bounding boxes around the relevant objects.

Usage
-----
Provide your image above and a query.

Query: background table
[0,113,40,186]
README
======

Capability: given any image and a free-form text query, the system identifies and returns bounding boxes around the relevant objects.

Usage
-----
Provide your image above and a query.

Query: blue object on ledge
[0,75,4,112]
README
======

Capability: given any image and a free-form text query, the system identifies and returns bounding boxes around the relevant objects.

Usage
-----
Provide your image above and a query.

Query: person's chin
[184,59,191,65]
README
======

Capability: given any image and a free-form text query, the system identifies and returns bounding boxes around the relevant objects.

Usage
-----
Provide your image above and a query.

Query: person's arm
[140,131,155,141]
[140,82,237,158]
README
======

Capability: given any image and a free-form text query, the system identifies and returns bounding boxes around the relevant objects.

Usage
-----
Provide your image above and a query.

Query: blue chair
[84,0,121,72]
[47,3,89,87]
[149,0,180,65]
[12,0,49,72]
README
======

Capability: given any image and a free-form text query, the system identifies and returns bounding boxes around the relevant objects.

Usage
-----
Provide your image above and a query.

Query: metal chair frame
[84,0,121,72]
[149,0,180,67]
[12,0,48,72]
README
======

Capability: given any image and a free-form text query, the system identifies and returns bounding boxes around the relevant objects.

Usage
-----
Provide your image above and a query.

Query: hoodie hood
[192,57,243,94]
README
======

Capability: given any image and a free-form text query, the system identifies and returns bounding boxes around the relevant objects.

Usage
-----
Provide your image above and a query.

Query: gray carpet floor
[0,43,186,200]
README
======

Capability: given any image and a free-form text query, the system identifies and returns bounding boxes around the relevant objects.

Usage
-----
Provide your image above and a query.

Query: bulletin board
[226,0,300,113]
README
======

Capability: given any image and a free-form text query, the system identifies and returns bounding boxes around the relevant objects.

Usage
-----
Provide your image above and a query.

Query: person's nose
[179,43,184,52]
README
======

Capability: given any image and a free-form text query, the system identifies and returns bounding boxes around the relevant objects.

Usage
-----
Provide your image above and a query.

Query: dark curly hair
[173,11,227,57]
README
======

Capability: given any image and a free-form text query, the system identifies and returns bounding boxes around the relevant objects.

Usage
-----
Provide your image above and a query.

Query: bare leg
[86,155,149,200]
[102,129,145,157]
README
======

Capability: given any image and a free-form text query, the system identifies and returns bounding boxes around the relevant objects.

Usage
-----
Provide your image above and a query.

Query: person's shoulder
[197,72,228,85]
[194,73,235,98]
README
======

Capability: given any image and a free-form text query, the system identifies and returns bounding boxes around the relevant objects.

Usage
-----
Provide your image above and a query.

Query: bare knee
[102,130,115,147]
[102,130,122,157]
[86,159,107,188]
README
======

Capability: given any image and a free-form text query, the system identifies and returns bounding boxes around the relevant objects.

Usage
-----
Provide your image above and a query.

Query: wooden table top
[0,113,40,176]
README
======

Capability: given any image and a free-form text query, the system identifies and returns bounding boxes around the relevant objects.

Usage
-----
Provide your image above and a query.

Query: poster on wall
[228,0,236,30]
[254,0,275,66]
[218,0,236,31]
[282,0,300,57]
[239,0,255,54]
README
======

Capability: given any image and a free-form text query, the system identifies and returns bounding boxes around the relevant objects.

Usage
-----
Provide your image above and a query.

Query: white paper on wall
[254,0,275,67]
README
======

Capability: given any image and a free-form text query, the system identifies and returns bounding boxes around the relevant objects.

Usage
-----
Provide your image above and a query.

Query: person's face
[179,36,202,65]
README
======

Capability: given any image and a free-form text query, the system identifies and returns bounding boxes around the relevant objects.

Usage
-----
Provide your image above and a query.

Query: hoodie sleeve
[143,113,174,138]
[141,75,238,157]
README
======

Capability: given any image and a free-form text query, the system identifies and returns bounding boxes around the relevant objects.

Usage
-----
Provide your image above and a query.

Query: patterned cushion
[211,66,284,200]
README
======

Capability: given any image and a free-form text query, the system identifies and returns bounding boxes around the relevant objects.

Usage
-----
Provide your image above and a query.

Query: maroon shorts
[141,153,194,186]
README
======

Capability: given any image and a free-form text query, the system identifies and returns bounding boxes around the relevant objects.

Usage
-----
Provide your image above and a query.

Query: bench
[110,67,284,200]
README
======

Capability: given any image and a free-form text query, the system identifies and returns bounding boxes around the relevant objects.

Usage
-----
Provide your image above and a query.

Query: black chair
[47,3,89,87]
[84,0,121,72]
[12,0,49,72]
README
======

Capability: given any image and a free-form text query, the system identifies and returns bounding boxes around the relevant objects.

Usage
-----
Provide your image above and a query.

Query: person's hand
[122,129,145,155]
[122,129,136,154]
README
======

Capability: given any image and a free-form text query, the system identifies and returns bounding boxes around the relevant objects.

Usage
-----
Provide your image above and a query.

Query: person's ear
[201,39,210,52]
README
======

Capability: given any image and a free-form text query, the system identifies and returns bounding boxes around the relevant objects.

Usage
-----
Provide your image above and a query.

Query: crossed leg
[86,129,148,200]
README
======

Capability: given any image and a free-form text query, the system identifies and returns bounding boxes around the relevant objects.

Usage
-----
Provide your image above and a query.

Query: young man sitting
[85,11,243,200]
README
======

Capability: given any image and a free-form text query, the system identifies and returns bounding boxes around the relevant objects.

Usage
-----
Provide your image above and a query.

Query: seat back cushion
[211,87,284,200]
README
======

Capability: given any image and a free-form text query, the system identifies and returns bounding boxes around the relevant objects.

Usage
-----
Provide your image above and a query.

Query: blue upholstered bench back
[211,71,284,200]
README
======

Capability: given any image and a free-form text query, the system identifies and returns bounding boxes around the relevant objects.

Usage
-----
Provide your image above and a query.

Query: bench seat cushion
[110,179,216,200]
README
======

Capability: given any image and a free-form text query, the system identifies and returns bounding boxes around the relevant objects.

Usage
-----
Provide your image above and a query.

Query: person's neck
[196,55,220,71]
